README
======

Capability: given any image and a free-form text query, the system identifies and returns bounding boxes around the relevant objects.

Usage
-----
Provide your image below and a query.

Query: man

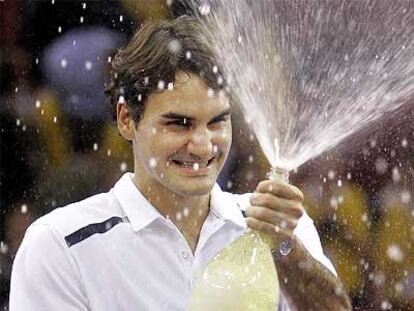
[10,16,352,310]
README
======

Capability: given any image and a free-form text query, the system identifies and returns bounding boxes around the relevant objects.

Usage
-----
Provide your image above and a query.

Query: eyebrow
[161,107,231,122]
[210,108,232,121]
[161,112,194,122]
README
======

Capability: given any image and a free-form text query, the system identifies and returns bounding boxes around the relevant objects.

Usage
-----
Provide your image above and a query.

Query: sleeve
[9,223,89,311]
[293,211,337,276]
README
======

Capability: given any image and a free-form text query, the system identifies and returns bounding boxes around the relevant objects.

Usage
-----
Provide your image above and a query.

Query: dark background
[1,1,413,310]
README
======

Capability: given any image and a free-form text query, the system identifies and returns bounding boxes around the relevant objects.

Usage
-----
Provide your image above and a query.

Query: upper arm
[9,224,89,311]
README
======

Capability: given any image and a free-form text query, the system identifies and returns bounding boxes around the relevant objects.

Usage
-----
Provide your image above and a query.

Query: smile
[170,156,216,170]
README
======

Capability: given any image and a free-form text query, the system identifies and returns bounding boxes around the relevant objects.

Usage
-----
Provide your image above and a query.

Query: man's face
[131,71,232,197]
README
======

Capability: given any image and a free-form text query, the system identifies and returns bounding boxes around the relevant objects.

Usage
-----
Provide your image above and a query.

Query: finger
[245,217,293,240]
[245,205,299,230]
[256,180,304,201]
[250,193,304,218]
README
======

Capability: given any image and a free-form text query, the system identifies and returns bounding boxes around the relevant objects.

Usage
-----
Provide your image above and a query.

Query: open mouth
[170,156,216,169]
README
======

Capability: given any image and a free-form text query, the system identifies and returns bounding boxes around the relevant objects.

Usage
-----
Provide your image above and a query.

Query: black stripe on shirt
[235,202,247,218]
[65,216,129,247]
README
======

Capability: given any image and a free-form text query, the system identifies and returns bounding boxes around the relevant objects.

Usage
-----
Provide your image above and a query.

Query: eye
[209,115,230,125]
[165,118,192,128]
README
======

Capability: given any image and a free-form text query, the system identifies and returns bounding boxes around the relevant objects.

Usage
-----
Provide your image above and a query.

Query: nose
[187,127,213,158]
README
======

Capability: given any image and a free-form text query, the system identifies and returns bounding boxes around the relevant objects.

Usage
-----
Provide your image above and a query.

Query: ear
[117,102,136,141]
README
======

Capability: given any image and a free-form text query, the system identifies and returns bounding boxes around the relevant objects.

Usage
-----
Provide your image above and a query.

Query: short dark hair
[105,15,227,124]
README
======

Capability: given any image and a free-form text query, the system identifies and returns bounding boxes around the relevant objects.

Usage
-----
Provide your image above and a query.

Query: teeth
[182,161,195,167]
[172,160,211,168]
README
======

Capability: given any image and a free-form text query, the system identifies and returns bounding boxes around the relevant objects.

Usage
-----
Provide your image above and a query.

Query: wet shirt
[10,173,336,311]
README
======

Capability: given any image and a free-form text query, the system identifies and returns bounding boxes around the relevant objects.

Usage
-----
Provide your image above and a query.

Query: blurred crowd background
[1,1,413,310]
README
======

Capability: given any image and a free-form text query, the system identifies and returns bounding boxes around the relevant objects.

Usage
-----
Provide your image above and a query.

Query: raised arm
[245,179,352,311]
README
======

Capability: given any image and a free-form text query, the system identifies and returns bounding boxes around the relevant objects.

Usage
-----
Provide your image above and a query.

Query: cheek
[150,133,189,158]
[213,126,232,151]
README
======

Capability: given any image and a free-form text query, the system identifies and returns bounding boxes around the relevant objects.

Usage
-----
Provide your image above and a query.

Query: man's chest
[69,221,244,311]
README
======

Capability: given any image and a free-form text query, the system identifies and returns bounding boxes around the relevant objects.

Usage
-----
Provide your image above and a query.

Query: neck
[132,174,211,246]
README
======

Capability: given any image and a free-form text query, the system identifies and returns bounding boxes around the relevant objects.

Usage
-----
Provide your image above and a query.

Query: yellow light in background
[325,238,362,295]
[335,184,371,246]
[34,90,69,168]
[374,202,414,279]
[100,124,133,161]
[120,0,170,21]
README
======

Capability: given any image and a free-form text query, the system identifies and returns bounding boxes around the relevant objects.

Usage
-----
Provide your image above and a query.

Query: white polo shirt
[10,173,336,311]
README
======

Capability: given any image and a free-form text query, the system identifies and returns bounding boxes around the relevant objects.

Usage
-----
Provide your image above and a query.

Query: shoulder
[19,189,128,255]
[10,222,89,309]
[33,189,124,239]
[13,190,126,279]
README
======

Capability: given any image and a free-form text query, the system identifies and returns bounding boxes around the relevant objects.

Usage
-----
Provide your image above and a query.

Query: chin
[168,178,216,197]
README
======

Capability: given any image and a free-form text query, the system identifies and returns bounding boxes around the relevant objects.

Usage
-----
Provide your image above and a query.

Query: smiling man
[10,16,351,311]
[117,69,232,253]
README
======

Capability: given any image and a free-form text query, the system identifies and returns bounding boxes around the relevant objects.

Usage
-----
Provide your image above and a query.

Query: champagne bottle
[188,168,288,310]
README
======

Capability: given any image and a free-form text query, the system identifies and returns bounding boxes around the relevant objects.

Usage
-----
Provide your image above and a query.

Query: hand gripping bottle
[188,167,289,310]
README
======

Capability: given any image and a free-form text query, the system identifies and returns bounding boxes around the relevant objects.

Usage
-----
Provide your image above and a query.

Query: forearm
[273,237,352,311]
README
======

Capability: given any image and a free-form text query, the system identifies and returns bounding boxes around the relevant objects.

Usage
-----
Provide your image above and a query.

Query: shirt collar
[210,184,247,229]
[113,173,246,232]
[113,173,163,232]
